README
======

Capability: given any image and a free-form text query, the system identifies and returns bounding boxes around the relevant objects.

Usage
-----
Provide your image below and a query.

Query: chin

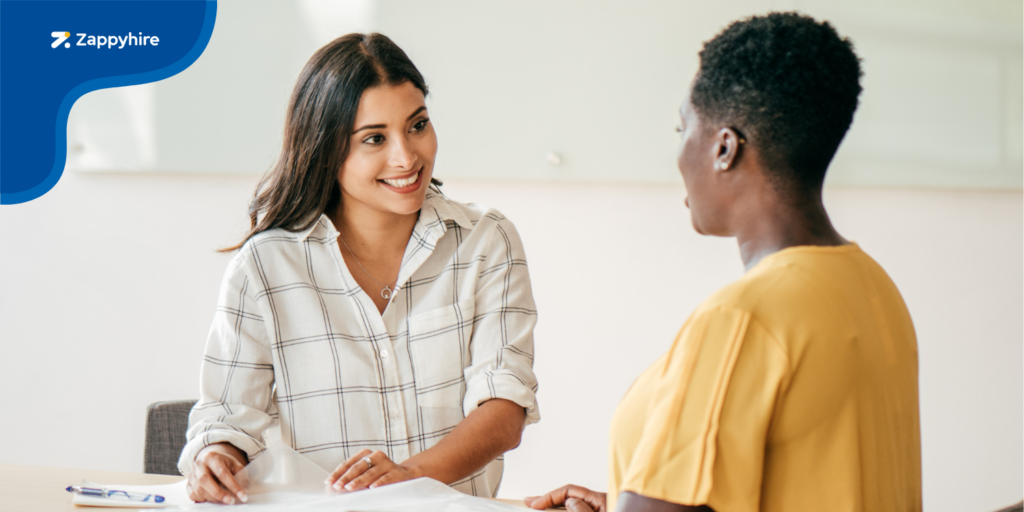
[387,194,427,216]
[687,210,706,235]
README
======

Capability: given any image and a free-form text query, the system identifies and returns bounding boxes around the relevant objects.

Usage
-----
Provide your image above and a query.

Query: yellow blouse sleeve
[620,305,790,511]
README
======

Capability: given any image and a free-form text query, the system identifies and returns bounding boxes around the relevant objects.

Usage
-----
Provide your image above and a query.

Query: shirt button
[380,349,389,358]
[390,412,400,420]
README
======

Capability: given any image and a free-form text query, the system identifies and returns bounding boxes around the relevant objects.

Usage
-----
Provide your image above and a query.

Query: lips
[378,168,424,193]
[380,171,419,188]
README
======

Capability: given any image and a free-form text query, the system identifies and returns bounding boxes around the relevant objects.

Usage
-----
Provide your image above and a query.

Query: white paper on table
[229,443,345,508]
[71,479,191,508]
[294,478,534,512]
[163,443,343,511]
[161,444,533,511]
[237,443,334,496]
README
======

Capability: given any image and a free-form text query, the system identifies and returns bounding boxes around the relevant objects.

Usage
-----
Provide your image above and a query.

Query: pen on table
[66,485,166,503]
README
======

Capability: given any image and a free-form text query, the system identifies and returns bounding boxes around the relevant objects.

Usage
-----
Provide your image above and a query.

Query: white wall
[68,0,1024,189]
[0,172,1020,512]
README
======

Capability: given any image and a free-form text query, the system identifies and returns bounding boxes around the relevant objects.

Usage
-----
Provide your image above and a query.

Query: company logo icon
[51,31,71,48]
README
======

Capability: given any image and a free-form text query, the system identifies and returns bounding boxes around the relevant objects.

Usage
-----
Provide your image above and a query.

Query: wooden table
[1,464,183,511]
[0,464,540,511]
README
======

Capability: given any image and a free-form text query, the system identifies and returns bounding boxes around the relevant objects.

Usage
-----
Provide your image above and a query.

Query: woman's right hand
[525,484,607,512]
[186,442,249,505]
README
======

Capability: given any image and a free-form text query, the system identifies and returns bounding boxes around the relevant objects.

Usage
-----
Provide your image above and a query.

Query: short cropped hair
[691,12,862,193]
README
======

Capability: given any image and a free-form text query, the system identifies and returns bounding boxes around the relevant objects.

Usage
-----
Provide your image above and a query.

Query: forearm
[183,258,277,475]
[401,398,526,484]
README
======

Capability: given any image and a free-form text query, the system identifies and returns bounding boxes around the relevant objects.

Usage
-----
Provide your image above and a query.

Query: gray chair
[144,399,197,475]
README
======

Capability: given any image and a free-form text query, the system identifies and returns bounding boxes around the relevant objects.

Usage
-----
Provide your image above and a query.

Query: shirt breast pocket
[408,299,475,409]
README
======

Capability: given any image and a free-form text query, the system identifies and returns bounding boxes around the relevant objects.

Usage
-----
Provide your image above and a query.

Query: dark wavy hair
[691,12,863,193]
[225,33,438,251]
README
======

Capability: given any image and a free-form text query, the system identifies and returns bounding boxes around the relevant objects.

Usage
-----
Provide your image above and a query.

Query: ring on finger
[362,456,373,470]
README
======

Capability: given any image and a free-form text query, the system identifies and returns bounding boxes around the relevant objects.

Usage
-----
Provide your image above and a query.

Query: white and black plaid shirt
[178,192,540,497]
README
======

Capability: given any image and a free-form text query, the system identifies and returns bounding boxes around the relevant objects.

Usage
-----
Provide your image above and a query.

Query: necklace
[337,234,398,300]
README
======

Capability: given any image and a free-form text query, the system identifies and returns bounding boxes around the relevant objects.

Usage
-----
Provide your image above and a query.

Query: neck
[733,189,847,271]
[331,197,418,258]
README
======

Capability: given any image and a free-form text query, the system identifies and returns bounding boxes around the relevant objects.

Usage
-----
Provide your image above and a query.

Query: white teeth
[382,172,419,188]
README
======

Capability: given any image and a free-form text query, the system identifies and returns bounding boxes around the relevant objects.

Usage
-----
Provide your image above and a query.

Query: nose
[388,135,417,171]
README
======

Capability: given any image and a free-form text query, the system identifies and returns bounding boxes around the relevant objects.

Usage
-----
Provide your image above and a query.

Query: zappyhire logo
[51,30,161,49]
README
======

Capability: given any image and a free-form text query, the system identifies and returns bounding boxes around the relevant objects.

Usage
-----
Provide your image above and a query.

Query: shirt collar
[419,191,474,232]
[291,191,473,242]
[294,214,334,241]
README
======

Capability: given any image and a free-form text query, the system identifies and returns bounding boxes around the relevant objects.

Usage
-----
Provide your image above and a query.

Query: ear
[712,127,743,173]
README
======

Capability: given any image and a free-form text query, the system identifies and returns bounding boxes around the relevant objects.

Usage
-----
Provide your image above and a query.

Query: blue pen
[66,485,166,503]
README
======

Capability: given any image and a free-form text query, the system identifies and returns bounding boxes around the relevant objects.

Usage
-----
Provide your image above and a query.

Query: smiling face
[338,81,437,217]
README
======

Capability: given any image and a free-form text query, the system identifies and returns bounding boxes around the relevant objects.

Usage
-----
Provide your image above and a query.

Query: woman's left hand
[326,449,422,491]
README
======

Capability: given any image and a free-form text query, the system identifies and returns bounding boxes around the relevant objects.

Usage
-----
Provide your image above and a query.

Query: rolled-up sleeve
[463,216,540,425]
[177,253,278,476]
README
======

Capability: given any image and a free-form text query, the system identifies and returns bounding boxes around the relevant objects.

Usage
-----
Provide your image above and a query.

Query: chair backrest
[144,399,197,475]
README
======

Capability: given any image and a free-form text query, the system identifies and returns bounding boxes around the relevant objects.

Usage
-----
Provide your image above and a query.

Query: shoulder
[422,193,530,264]
[703,245,863,313]
[698,244,901,347]
[701,261,794,315]
[423,192,521,239]
[226,217,332,281]
[682,252,822,352]
[233,230,297,268]
[242,215,334,255]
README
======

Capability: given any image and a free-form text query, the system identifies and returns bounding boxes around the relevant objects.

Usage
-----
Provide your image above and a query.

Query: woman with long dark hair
[178,33,539,503]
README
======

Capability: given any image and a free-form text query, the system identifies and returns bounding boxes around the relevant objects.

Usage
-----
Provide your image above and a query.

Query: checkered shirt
[178,192,540,497]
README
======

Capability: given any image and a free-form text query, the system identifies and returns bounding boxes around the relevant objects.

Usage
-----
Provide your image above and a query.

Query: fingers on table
[185,481,202,503]
[192,460,239,505]
[189,483,222,506]
[525,485,571,509]
[567,497,597,512]
[342,457,393,491]
[329,449,377,489]
[366,469,408,489]
[525,485,597,510]
[209,455,248,502]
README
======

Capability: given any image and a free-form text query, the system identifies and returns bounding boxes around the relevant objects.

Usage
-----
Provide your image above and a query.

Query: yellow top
[608,244,921,512]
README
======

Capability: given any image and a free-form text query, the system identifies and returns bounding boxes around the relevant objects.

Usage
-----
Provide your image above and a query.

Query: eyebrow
[353,106,428,133]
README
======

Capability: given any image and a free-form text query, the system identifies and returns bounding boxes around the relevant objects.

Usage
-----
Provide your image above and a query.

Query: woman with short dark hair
[527,13,921,512]
[179,33,540,504]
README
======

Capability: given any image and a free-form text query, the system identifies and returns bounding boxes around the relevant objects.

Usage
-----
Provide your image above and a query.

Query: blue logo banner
[0,0,216,204]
